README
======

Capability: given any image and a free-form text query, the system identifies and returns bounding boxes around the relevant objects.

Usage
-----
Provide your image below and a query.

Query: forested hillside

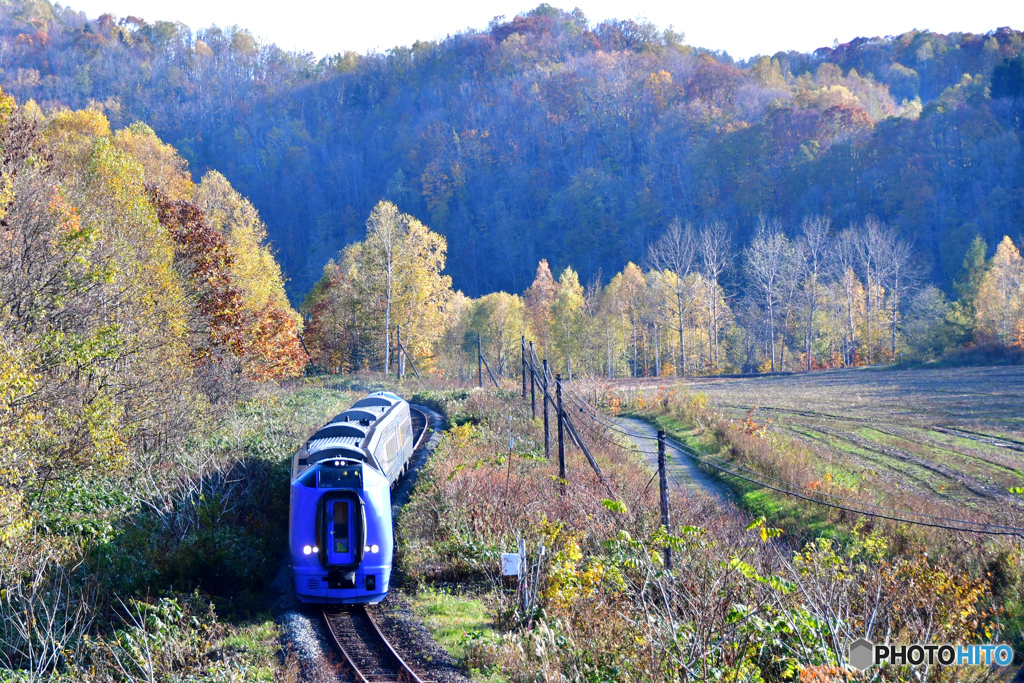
[1,0,1022,299]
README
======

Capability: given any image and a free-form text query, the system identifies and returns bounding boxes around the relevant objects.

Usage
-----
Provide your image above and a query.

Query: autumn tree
[744,217,797,372]
[364,201,404,375]
[604,263,649,377]
[304,200,452,374]
[550,267,585,378]
[976,236,1024,344]
[832,229,862,364]
[464,292,526,377]
[525,259,557,358]
[798,216,830,370]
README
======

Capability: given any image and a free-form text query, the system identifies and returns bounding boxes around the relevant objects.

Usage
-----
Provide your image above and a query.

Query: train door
[326,500,356,566]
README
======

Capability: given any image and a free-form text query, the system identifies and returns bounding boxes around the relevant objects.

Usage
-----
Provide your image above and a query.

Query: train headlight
[313,546,319,553]
[365,545,370,553]
[371,544,379,553]
[303,545,312,555]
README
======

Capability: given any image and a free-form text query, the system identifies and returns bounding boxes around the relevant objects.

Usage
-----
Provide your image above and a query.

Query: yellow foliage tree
[465,292,526,377]
[525,259,557,356]
[305,200,453,374]
[194,170,296,322]
[550,267,585,377]
[976,236,1024,344]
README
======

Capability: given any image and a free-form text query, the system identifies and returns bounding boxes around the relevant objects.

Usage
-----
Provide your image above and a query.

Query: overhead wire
[559,379,1024,539]
[525,352,615,497]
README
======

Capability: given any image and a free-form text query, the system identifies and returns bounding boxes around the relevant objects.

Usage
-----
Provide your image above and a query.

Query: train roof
[331,406,387,424]
[293,392,407,480]
[352,391,402,408]
[307,436,379,468]
[308,435,363,453]
[308,423,366,443]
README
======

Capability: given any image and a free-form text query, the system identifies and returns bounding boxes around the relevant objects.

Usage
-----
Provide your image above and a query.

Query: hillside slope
[2,1,1022,299]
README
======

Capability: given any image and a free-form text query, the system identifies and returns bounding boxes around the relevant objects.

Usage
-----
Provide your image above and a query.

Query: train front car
[289,391,414,604]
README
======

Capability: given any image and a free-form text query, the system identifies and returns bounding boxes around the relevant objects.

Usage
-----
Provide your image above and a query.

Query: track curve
[409,407,428,453]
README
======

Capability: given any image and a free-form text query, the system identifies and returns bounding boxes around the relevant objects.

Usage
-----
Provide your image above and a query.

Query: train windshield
[326,499,357,566]
[317,463,363,488]
[332,502,349,553]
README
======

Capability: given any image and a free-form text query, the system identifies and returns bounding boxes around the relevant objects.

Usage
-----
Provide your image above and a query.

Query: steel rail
[321,609,369,683]
[365,607,425,683]
[322,606,425,683]
[409,407,430,453]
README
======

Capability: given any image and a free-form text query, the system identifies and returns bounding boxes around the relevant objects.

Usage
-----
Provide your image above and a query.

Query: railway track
[322,606,425,683]
[320,406,433,683]
[409,407,428,452]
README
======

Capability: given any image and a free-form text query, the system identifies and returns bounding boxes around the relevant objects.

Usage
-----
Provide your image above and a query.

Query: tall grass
[397,385,1015,681]
[0,379,356,681]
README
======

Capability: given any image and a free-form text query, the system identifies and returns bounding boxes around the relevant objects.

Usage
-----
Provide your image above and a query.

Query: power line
[561,380,1024,540]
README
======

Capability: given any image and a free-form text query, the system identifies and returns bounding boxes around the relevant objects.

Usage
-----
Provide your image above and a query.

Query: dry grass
[608,366,1024,528]
[395,384,1016,682]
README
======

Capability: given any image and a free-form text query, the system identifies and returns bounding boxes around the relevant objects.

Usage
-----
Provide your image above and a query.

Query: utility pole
[477,333,483,388]
[397,325,403,380]
[542,359,550,458]
[658,430,672,570]
[556,374,566,495]
[529,341,536,419]
[521,336,526,398]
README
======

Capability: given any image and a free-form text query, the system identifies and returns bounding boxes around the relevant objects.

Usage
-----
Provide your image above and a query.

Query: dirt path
[615,416,735,507]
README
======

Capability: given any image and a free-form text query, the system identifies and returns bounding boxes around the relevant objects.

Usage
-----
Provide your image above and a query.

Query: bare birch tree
[798,216,830,370]
[364,200,405,376]
[700,222,731,370]
[883,235,915,357]
[647,218,696,376]
[833,229,860,365]
[744,217,794,372]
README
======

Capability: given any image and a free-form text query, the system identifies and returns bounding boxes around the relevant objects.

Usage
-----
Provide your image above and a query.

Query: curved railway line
[319,406,431,683]
[409,408,428,453]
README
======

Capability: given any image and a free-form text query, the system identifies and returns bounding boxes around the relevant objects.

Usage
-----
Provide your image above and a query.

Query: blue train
[289,392,416,604]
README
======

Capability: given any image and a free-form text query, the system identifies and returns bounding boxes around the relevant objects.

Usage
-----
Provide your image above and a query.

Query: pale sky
[62,0,1024,60]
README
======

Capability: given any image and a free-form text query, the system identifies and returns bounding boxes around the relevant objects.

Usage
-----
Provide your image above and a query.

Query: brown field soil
[621,365,1024,520]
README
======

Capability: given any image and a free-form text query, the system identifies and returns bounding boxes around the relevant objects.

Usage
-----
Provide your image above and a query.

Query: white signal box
[500,553,521,577]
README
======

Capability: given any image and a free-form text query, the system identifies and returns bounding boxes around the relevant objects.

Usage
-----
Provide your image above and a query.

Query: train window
[297,467,317,487]
[333,502,349,553]
[318,464,363,488]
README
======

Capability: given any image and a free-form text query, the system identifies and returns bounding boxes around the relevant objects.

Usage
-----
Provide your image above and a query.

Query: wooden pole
[542,359,550,459]
[478,333,483,388]
[658,430,672,570]
[556,374,566,495]
[521,336,527,398]
[529,341,536,419]
[397,324,403,380]
[399,341,422,380]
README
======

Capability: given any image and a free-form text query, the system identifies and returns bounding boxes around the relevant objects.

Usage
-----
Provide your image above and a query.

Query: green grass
[205,618,284,681]
[410,586,503,680]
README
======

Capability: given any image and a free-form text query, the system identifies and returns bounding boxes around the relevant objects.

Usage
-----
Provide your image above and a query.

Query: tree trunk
[678,294,686,377]
[806,279,815,371]
[845,279,856,366]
